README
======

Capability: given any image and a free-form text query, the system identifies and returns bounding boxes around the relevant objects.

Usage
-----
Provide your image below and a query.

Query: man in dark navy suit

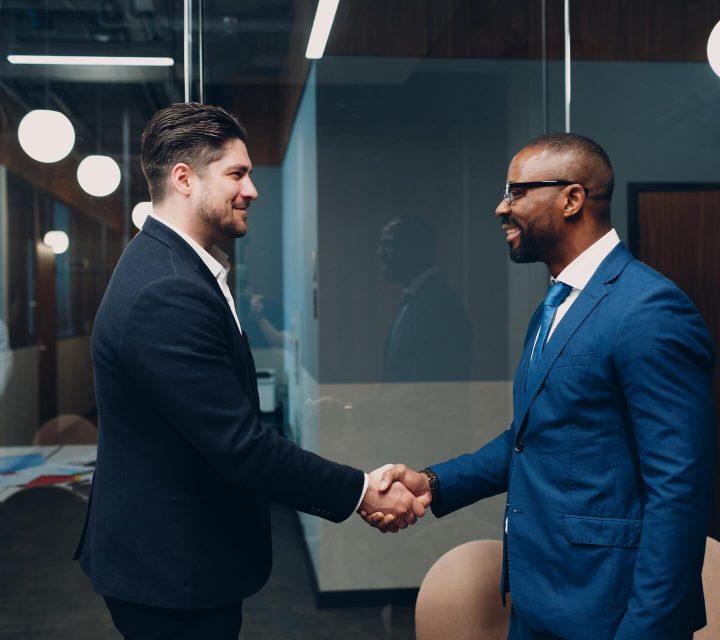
[74,103,429,639]
[365,134,715,639]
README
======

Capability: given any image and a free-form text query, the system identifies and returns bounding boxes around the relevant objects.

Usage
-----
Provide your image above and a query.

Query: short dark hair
[140,102,247,202]
[525,132,614,199]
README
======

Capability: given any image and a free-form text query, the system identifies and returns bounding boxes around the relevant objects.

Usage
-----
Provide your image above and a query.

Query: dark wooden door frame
[627,182,720,255]
[627,181,720,541]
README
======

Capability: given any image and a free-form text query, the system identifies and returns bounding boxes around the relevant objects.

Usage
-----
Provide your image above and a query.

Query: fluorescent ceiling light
[305,0,340,59]
[7,55,174,67]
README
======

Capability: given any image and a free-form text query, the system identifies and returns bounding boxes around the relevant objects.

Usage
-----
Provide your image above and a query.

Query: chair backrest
[694,536,720,639]
[33,414,98,445]
[415,540,510,640]
[0,486,115,637]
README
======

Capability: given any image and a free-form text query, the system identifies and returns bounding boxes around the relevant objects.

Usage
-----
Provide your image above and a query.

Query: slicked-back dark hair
[140,102,247,202]
[526,132,615,199]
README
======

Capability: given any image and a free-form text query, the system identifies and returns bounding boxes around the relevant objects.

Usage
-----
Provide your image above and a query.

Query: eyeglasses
[504,180,588,205]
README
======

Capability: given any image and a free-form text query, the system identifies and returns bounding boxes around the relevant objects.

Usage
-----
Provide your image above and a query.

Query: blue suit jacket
[430,243,715,639]
[75,217,364,608]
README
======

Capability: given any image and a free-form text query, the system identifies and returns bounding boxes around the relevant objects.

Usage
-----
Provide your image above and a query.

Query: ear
[169,163,193,198]
[562,184,586,219]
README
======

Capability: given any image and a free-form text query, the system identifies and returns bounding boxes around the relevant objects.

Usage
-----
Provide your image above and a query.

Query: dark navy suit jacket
[430,244,715,639]
[75,217,364,609]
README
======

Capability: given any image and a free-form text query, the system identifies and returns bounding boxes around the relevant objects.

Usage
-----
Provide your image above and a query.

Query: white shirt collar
[553,229,621,291]
[150,214,230,282]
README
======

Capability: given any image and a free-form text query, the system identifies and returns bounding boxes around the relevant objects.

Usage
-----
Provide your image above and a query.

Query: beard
[505,215,554,264]
[197,189,247,240]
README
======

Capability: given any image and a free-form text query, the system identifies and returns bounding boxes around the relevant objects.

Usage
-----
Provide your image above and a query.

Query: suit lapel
[514,243,634,439]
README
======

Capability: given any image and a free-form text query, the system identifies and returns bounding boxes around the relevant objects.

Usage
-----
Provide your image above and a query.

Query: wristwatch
[420,468,440,501]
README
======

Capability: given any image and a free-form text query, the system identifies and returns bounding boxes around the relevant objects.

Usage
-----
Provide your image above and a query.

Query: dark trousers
[104,597,243,640]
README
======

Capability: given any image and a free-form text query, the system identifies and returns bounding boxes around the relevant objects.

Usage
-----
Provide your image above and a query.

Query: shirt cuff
[354,473,370,512]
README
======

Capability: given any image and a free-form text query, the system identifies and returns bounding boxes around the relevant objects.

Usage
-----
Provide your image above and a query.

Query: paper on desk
[0,463,93,487]
[0,453,46,473]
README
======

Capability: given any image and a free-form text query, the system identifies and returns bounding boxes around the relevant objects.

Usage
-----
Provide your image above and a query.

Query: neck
[547,224,612,278]
[153,201,215,251]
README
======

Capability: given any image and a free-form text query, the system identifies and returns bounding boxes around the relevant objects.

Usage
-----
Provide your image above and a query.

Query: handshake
[357,464,431,533]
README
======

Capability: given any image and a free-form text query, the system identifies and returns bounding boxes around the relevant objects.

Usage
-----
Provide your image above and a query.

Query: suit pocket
[563,514,642,548]
[554,352,594,367]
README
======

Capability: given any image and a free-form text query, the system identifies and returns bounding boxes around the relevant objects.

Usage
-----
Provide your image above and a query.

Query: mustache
[501,214,520,228]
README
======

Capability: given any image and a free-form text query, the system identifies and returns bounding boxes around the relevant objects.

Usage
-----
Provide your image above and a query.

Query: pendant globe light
[131,201,153,229]
[18,109,75,163]
[709,20,720,78]
[77,154,121,197]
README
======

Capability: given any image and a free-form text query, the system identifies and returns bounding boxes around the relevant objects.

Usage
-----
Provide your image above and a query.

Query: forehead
[507,146,567,181]
[210,138,252,170]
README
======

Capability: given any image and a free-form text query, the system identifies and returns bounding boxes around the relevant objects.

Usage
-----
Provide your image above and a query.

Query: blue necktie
[528,282,572,374]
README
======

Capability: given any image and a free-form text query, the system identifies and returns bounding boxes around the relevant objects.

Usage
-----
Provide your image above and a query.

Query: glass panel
[0,0,183,442]
[200,0,562,611]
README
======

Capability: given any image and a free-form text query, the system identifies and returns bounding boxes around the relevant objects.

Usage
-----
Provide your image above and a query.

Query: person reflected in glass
[377,216,472,383]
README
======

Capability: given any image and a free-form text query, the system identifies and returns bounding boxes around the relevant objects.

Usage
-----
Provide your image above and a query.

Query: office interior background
[0,0,719,637]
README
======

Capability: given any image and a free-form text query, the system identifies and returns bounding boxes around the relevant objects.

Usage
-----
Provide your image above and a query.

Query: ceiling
[0,0,717,230]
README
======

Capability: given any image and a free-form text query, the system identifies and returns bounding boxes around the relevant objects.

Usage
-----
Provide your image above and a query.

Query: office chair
[0,486,116,639]
[415,540,510,640]
[33,414,98,445]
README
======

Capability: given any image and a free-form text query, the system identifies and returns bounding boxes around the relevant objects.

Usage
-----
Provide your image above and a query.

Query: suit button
[514,440,524,453]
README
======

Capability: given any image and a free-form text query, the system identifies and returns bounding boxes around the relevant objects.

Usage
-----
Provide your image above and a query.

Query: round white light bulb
[709,20,720,77]
[18,109,75,163]
[77,155,121,197]
[132,201,153,230]
[43,230,70,255]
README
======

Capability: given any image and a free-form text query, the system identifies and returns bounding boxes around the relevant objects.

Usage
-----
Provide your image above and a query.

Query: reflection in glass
[378,217,472,382]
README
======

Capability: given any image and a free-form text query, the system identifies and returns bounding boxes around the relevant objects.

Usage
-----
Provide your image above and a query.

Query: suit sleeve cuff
[354,473,369,512]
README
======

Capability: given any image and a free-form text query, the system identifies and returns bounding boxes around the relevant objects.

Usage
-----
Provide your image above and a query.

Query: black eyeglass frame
[504,180,589,205]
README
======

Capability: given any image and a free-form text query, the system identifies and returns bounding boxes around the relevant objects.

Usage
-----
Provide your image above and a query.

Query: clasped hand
[357,464,431,533]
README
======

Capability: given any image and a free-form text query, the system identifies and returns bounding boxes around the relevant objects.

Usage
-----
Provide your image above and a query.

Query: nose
[495,197,510,218]
[243,176,258,201]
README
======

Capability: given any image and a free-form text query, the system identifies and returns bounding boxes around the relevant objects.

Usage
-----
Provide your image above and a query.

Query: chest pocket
[554,352,594,368]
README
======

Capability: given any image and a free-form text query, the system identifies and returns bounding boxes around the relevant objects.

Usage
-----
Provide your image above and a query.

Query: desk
[0,445,96,501]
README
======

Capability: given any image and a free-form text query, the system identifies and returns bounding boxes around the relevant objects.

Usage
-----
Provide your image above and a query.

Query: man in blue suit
[367,134,716,639]
[74,103,428,639]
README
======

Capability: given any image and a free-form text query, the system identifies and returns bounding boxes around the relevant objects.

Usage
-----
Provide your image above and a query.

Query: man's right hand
[358,464,431,533]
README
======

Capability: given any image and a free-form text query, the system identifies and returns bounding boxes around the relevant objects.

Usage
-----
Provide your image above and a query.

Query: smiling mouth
[504,226,520,242]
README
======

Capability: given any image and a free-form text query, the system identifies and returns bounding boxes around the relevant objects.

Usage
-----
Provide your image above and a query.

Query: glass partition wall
[2,0,717,607]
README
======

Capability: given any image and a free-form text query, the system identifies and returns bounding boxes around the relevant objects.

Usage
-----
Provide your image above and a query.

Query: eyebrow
[226,164,252,173]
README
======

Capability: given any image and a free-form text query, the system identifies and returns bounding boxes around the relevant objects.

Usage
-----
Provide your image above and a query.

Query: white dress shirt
[549,228,620,337]
[531,229,621,358]
[150,214,243,334]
